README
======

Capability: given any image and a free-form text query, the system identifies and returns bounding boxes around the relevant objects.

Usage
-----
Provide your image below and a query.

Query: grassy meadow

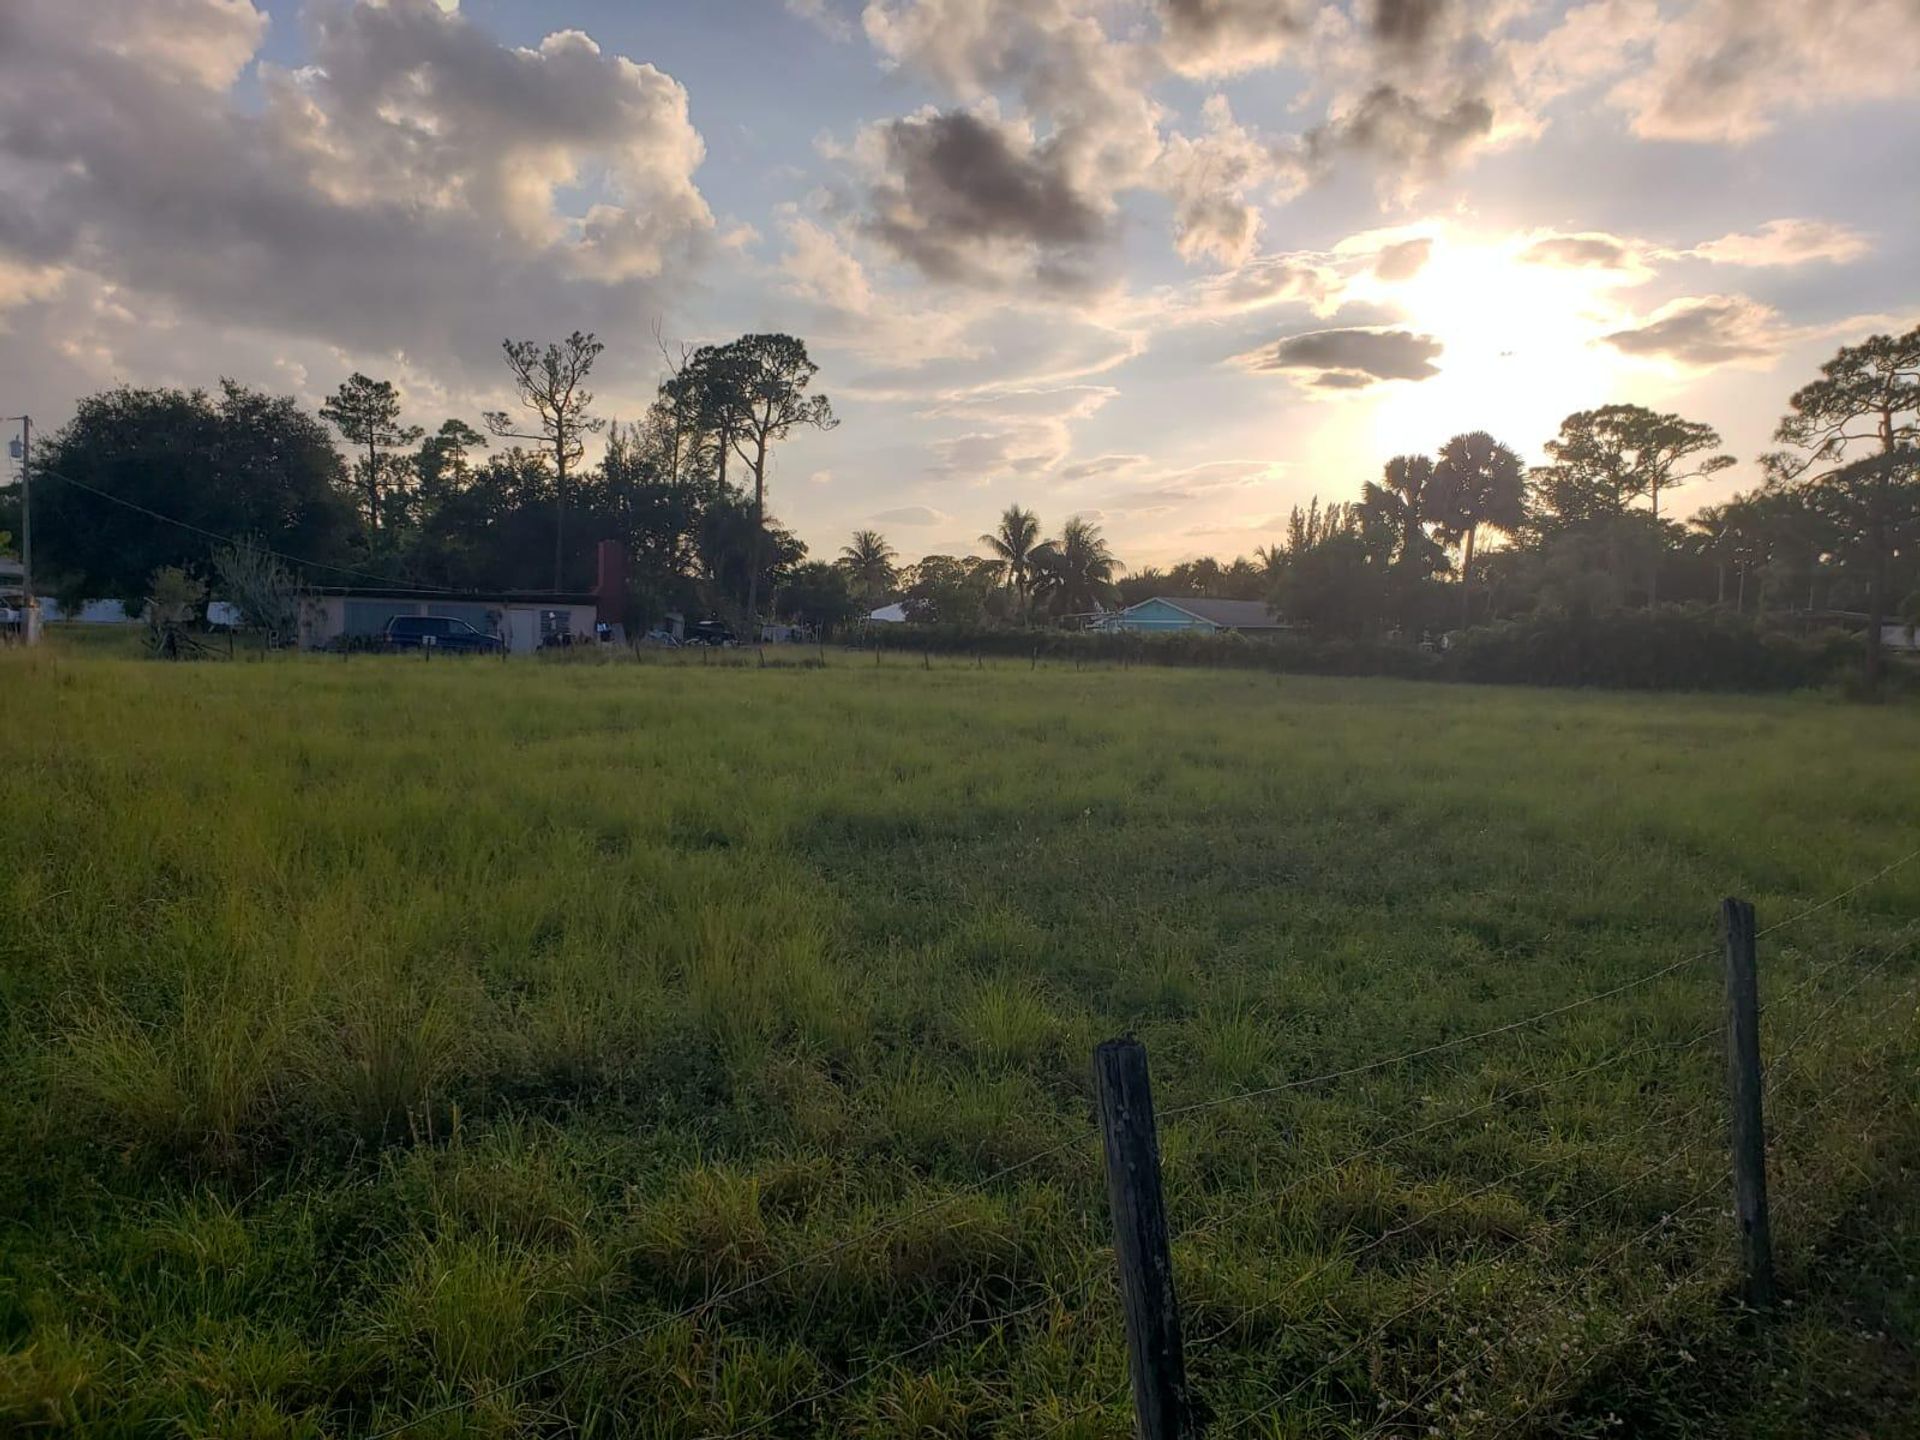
[1,637,1917,1438]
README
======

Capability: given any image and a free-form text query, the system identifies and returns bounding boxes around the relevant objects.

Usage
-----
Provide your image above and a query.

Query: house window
[540,609,572,641]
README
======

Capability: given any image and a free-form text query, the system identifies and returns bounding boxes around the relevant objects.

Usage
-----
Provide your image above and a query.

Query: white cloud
[871,504,952,524]
[1690,219,1871,268]
[1607,0,1920,143]
[1603,294,1789,368]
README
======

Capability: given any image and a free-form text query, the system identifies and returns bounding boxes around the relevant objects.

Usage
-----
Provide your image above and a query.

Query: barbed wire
[1190,1031,1718,1349]
[360,853,1918,1438]
[1220,1105,1725,1434]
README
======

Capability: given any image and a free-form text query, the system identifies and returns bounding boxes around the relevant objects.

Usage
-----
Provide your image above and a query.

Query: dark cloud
[864,109,1109,291]
[1158,0,1316,76]
[1238,326,1444,385]
[1603,295,1784,366]
[1372,237,1432,281]
[1307,84,1494,177]
[0,0,714,399]
[1371,0,1450,55]
[1521,234,1636,269]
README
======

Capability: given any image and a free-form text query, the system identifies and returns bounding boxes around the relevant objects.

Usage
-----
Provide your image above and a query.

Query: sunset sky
[3,0,1916,566]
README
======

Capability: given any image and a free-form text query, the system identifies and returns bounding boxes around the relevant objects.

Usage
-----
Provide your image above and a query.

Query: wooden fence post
[1721,897,1776,1309]
[1094,1037,1192,1440]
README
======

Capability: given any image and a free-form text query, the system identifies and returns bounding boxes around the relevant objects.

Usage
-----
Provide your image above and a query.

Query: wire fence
[357,851,1919,1439]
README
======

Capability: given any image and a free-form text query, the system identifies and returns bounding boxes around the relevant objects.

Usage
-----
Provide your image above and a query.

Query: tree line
[21,330,839,636]
[9,322,1915,683]
[849,326,1917,690]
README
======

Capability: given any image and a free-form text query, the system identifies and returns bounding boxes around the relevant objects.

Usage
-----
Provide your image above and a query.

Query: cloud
[1060,453,1148,481]
[1603,294,1787,367]
[1236,326,1444,386]
[787,0,854,40]
[1154,95,1295,267]
[862,108,1109,290]
[1156,0,1317,78]
[1521,232,1638,270]
[1372,236,1432,281]
[1690,218,1870,267]
[1608,0,1920,143]
[920,381,1117,481]
[872,504,952,524]
[1306,85,1496,184]
[0,0,716,391]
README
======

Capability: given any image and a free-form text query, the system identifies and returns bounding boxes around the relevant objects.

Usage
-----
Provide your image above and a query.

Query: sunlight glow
[1355,226,1644,463]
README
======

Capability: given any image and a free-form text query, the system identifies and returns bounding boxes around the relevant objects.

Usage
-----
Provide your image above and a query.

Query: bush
[1442,607,1859,691]
[859,622,1442,679]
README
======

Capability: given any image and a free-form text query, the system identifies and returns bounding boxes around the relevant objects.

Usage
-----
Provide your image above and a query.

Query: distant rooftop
[1136,596,1286,629]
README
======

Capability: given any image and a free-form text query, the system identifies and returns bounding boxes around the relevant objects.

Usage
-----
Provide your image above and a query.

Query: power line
[28,462,464,594]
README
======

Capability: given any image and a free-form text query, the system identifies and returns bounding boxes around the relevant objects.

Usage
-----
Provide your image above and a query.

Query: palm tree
[1432,432,1527,627]
[1031,516,1122,618]
[1361,454,1443,574]
[979,504,1043,618]
[838,529,897,611]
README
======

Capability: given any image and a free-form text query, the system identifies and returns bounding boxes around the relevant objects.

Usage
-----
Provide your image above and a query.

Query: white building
[299,588,598,655]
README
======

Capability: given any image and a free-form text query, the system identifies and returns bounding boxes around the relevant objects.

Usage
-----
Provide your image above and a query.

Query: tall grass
[0,641,1915,1437]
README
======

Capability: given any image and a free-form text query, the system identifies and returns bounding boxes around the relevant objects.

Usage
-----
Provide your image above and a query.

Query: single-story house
[299,588,597,654]
[1091,596,1289,635]
[299,541,627,655]
[867,603,908,623]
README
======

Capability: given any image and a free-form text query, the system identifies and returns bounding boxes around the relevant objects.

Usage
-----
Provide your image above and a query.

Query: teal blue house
[1093,597,1288,634]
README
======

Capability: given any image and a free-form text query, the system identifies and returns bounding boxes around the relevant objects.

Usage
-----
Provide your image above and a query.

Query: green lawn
[2,643,1916,1438]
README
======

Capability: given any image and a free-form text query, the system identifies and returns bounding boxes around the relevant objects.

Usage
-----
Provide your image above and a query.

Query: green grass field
[2,639,1917,1438]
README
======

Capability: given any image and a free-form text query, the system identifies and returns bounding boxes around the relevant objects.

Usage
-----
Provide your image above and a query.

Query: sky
[2,0,1917,568]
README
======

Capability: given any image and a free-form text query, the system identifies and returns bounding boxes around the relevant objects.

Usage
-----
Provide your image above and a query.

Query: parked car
[682,621,737,647]
[382,614,505,654]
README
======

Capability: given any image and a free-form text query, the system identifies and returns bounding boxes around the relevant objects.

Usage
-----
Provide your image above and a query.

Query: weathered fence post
[1093,1037,1192,1440]
[1721,897,1776,1309]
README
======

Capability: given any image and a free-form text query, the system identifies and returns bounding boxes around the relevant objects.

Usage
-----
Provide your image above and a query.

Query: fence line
[1477,1182,1731,1440]
[1215,1108,1727,1435]
[1359,1175,1735,1440]
[1191,1034,1718,1348]
[360,855,1918,1438]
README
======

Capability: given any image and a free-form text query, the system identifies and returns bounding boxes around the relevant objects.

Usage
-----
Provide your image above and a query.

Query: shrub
[860,622,1441,679]
[1442,607,1858,691]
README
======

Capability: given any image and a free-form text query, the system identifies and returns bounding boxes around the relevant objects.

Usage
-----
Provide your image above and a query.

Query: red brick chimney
[592,539,628,626]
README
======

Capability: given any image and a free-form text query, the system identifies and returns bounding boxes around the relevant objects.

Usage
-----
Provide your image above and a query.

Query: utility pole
[18,415,29,610]
[5,415,29,614]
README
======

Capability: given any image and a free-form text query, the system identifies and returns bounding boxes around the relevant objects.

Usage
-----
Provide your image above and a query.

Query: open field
[2,642,1917,1438]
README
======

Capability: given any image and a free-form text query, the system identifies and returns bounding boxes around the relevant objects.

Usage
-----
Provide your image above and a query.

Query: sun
[1354,226,1646,463]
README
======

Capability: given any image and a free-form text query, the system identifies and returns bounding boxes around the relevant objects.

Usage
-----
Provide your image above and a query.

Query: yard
[1,641,1916,1438]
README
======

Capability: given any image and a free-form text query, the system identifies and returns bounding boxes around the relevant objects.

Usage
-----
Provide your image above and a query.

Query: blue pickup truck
[382,615,505,654]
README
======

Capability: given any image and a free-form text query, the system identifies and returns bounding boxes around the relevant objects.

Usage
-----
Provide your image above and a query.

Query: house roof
[1133,596,1286,629]
[313,586,598,605]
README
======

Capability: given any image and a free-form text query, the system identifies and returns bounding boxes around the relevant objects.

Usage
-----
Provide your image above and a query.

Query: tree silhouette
[484,332,605,591]
[839,529,898,611]
[320,373,421,549]
[1539,405,1733,604]
[979,504,1044,619]
[1031,516,1121,617]
[1432,432,1527,627]
[1767,324,1920,690]
[713,335,837,629]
